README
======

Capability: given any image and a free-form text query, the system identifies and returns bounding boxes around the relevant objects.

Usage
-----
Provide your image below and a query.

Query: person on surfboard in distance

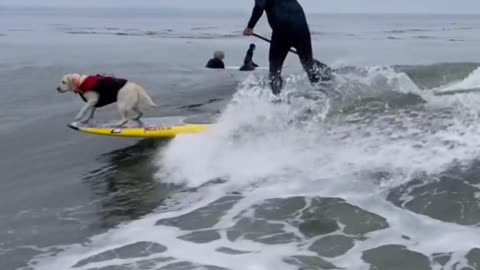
[243,0,327,95]
[239,43,259,71]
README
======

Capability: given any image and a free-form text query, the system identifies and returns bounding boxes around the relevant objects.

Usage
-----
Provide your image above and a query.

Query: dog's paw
[114,120,128,128]
[79,119,91,125]
[70,121,81,127]
[134,120,145,127]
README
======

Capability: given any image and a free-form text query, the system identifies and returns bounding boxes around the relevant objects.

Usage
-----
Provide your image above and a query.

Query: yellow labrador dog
[57,73,157,126]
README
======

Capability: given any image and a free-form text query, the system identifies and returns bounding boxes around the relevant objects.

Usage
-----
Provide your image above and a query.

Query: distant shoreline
[1,6,480,17]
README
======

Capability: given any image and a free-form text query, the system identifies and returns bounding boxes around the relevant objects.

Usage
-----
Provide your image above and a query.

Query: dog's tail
[136,85,158,109]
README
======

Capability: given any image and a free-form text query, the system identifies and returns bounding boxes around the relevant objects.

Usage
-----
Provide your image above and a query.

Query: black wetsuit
[247,0,320,95]
[206,58,225,69]
[239,45,259,71]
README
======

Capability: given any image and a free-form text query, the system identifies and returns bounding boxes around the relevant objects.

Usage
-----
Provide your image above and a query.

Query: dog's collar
[73,77,82,94]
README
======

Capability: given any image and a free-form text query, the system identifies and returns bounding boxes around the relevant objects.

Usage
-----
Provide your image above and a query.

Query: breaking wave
[28,64,480,270]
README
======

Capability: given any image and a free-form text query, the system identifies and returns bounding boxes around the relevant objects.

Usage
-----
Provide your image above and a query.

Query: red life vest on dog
[75,75,128,108]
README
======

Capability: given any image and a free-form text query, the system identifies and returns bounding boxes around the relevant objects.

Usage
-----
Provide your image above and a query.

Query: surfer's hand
[243,28,254,36]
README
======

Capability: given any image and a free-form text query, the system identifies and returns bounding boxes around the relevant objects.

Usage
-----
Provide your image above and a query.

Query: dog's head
[56,73,82,93]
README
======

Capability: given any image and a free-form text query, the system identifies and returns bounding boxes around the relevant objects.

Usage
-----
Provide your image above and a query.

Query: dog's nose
[56,87,61,92]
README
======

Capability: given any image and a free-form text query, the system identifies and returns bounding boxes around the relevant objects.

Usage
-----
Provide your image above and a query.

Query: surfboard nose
[67,123,79,130]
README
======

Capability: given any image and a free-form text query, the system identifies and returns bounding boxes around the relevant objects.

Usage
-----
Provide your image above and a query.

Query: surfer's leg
[269,32,290,95]
[294,33,321,85]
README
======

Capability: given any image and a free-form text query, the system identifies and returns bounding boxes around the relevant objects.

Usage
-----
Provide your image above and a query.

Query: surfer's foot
[321,69,334,82]
[269,93,283,103]
[271,98,282,104]
[313,77,336,92]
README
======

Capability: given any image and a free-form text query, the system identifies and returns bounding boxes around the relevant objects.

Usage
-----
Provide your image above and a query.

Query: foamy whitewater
[28,65,480,270]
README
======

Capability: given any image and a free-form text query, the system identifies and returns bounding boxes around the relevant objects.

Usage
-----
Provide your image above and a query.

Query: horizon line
[2,5,480,16]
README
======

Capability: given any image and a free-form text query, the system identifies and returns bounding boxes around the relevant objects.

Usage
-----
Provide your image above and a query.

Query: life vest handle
[96,73,116,78]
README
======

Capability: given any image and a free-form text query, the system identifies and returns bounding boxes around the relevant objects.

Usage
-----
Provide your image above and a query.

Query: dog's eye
[62,80,66,84]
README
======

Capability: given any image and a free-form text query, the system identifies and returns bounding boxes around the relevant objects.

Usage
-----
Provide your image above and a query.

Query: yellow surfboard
[68,115,213,139]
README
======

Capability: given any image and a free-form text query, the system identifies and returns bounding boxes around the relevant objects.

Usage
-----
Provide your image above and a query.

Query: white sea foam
[30,67,480,270]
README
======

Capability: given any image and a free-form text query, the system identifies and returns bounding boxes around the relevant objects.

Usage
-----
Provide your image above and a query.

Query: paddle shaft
[252,33,299,55]
[433,88,480,96]
[252,33,329,69]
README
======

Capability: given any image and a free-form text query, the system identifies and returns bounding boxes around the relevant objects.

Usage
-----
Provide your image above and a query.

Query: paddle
[252,33,331,71]
[433,87,480,96]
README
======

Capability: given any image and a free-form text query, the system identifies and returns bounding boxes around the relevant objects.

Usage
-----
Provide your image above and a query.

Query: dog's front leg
[75,93,98,123]
[85,107,96,122]
[75,103,93,122]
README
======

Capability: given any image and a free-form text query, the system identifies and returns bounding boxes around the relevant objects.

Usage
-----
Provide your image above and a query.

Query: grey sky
[3,0,480,14]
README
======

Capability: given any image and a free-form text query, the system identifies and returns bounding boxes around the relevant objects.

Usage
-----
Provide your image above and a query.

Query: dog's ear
[65,73,81,90]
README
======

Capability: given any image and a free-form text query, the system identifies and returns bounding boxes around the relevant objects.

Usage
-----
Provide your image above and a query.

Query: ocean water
[1,6,480,270]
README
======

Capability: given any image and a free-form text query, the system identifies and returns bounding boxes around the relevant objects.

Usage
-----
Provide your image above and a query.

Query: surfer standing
[243,0,322,95]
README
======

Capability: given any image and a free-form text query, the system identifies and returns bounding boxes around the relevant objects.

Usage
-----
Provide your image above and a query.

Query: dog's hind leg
[115,108,129,127]
[132,106,143,120]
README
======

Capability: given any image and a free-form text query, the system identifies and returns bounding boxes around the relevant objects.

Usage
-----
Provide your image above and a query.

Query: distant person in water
[243,0,327,95]
[205,50,225,69]
[239,43,259,71]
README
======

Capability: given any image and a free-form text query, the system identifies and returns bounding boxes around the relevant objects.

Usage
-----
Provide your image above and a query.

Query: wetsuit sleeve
[247,0,266,29]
